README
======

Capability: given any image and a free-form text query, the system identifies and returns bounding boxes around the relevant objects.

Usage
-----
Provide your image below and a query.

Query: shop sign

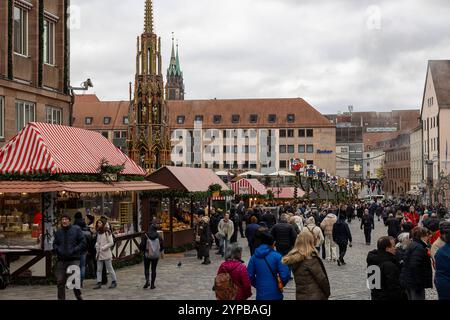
[317,150,333,154]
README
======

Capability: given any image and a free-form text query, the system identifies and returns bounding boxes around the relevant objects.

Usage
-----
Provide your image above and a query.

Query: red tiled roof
[73,98,129,130]
[74,94,100,103]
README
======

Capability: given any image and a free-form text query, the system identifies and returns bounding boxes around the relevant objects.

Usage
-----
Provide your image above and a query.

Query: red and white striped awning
[231,178,267,195]
[0,122,146,175]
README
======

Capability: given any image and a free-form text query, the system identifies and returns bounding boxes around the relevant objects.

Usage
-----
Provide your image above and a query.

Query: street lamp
[69,79,94,126]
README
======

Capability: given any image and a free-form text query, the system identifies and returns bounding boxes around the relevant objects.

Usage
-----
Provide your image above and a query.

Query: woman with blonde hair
[282,231,330,300]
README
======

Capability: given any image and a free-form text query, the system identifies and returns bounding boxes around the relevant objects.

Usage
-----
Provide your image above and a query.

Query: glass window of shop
[57,193,136,236]
[0,194,42,249]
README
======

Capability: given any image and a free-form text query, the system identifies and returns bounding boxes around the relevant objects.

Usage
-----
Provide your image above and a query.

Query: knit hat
[259,232,275,246]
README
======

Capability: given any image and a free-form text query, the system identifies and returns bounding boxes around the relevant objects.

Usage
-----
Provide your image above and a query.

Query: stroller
[0,253,10,289]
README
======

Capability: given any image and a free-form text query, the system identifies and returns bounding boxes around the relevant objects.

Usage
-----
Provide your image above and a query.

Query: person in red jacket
[216,243,252,300]
[404,206,420,228]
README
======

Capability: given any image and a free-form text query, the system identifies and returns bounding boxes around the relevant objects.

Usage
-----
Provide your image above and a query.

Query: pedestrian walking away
[140,224,165,289]
[332,214,352,266]
[361,209,375,245]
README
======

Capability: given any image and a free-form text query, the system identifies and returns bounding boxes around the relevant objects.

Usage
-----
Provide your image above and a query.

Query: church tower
[165,34,185,100]
[128,0,171,172]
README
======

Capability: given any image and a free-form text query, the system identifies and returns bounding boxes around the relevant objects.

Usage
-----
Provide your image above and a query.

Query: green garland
[144,188,234,201]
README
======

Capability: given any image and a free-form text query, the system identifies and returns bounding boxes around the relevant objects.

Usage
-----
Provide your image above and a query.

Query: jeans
[79,253,86,282]
[324,236,337,260]
[220,237,230,257]
[96,259,117,283]
[364,228,372,244]
[55,260,82,300]
[338,243,347,262]
[144,258,159,285]
[407,288,426,300]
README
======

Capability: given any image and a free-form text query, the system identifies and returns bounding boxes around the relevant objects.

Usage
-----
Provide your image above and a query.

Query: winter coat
[53,225,86,262]
[320,214,337,237]
[217,260,252,300]
[366,249,406,300]
[404,212,420,227]
[400,239,433,290]
[210,213,223,234]
[282,251,330,300]
[195,222,211,258]
[245,223,260,251]
[435,243,450,300]
[139,231,164,257]
[218,219,234,240]
[270,223,298,256]
[303,224,325,248]
[361,214,375,230]
[95,231,115,261]
[247,244,291,300]
[332,219,352,246]
[261,212,276,229]
[385,217,401,238]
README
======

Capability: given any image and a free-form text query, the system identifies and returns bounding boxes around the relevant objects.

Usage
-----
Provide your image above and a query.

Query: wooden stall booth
[231,178,268,207]
[146,166,229,249]
[0,123,167,279]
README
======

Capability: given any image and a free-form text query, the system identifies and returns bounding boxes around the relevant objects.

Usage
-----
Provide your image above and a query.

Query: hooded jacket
[217,260,252,300]
[332,218,352,246]
[400,238,433,289]
[247,244,291,300]
[53,224,86,262]
[366,249,405,300]
[435,243,450,300]
[282,251,330,300]
[95,231,115,261]
[320,214,337,237]
[303,222,325,248]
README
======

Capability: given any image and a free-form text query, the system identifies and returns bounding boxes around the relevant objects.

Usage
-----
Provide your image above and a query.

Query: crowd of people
[53,198,450,301]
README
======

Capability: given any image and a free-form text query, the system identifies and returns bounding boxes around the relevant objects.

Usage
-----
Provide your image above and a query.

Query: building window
[287,114,295,123]
[279,160,287,169]
[306,129,314,137]
[114,131,127,139]
[194,115,203,122]
[306,160,314,165]
[213,115,221,124]
[232,114,240,124]
[104,117,111,125]
[306,144,314,153]
[299,129,305,137]
[280,130,286,138]
[85,117,93,125]
[45,106,62,125]
[43,19,55,65]
[14,6,28,56]
[250,114,258,123]
[280,145,287,153]
[287,145,295,153]
[287,129,294,137]
[298,145,305,153]
[268,114,277,123]
[0,97,4,139]
[177,115,185,124]
[123,116,129,125]
[16,100,35,131]
[101,132,109,139]
[250,162,257,169]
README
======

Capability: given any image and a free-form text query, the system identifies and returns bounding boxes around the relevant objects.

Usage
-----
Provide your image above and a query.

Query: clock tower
[128,0,171,172]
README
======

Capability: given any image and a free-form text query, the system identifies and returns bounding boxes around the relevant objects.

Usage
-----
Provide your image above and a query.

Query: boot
[109,281,117,289]
[202,257,211,265]
[93,283,102,289]
[150,274,156,289]
[143,280,150,289]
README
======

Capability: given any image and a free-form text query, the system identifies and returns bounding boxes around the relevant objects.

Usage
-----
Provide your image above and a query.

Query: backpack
[213,266,239,300]
[146,236,161,259]
[307,226,321,245]
[0,256,10,290]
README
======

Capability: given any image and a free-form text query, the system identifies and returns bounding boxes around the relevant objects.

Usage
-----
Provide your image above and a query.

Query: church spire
[144,0,153,34]
[176,40,182,76]
[171,32,176,61]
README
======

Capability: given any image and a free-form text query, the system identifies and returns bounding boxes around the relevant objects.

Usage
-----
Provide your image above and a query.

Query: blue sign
[317,150,333,154]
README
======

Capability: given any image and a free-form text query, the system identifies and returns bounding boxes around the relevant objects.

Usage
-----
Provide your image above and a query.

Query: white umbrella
[269,170,295,177]
[238,170,264,177]
[215,170,234,176]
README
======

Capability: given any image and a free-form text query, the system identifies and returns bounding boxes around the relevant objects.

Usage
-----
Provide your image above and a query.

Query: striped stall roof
[231,179,267,195]
[0,123,146,175]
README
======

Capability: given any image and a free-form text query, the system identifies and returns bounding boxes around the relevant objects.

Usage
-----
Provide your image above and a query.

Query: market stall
[0,123,167,279]
[146,166,229,249]
[231,178,267,206]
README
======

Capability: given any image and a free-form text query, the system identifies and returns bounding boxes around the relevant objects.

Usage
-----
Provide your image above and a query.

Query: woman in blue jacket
[435,221,450,300]
[247,232,291,300]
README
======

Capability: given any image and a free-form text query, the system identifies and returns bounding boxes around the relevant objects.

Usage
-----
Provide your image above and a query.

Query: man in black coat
[261,210,277,229]
[385,214,401,238]
[270,214,297,256]
[53,214,86,300]
[400,227,433,300]
[209,209,223,248]
[333,215,352,266]
[367,236,406,300]
[361,209,375,245]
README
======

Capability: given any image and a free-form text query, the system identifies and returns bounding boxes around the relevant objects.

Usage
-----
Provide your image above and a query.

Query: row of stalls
[0,123,228,279]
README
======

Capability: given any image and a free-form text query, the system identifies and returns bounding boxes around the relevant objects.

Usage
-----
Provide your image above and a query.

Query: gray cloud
[70,0,450,113]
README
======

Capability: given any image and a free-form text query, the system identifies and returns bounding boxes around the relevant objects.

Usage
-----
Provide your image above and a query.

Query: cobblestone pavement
[0,218,438,300]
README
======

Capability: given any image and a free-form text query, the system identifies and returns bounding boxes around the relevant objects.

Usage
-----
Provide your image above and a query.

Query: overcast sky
[70,0,450,114]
